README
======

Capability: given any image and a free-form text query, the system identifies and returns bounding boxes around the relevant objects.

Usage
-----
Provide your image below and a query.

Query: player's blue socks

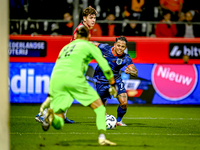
[52,115,64,130]
[117,105,127,122]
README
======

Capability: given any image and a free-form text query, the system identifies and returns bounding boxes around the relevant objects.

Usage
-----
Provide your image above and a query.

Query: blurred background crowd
[10,0,200,38]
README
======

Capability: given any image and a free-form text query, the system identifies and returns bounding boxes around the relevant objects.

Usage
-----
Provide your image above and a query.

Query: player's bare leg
[90,98,117,146]
[116,93,127,126]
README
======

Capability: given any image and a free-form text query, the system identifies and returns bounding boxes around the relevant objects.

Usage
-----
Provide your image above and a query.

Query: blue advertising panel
[9,62,134,104]
[9,62,200,104]
[10,63,53,103]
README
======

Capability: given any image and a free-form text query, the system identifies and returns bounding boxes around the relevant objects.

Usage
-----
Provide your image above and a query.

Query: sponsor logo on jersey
[169,43,200,59]
[116,58,123,65]
[152,64,198,101]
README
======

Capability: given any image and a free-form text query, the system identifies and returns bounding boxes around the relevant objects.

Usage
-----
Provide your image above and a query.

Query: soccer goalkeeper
[35,6,97,124]
[40,25,117,146]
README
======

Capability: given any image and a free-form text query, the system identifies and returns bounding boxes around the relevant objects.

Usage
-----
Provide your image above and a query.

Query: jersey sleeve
[125,54,134,68]
[89,43,114,81]
[97,43,112,53]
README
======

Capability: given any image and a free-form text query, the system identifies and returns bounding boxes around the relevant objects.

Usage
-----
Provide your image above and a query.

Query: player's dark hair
[116,36,128,44]
[76,25,89,37]
[82,7,97,17]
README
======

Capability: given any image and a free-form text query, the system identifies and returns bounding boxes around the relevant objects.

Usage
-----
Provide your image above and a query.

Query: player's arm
[96,55,114,81]
[89,44,113,80]
[89,44,117,97]
[100,69,117,97]
[125,64,138,77]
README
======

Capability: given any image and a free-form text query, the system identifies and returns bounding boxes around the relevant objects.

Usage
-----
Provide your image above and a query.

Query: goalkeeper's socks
[94,105,106,131]
[52,115,64,130]
[98,134,106,140]
[117,105,127,122]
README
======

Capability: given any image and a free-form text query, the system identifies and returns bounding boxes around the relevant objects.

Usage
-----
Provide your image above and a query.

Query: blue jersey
[93,43,134,84]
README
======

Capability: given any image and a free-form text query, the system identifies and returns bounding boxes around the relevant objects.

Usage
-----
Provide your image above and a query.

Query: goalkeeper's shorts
[49,73,100,114]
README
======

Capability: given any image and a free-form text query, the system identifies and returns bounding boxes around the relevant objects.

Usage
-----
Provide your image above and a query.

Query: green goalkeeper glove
[109,84,118,98]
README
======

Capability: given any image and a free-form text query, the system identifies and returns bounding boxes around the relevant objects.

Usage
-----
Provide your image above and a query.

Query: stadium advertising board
[9,63,200,104]
[9,40,47,57]
[169,43,200,59]
[10,35,200,64]
[152,64,198,101]
[9,36,200,104]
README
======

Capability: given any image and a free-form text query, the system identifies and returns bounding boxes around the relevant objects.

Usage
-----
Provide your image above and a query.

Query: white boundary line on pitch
[10,132,200,136]
[124,117,200,120]
[10,116,200,120]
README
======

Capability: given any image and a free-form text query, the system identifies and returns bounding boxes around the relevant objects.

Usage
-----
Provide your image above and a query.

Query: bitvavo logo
[152,64,198,101]
[9,69,50,94]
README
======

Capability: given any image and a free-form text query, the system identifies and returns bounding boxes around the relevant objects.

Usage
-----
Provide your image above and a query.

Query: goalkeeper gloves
[109,83,118,98]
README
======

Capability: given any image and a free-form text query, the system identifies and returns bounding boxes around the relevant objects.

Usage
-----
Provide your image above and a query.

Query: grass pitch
[10,104,200,150]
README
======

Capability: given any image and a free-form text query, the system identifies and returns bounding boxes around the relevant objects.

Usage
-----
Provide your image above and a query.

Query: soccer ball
[106,115,117,130]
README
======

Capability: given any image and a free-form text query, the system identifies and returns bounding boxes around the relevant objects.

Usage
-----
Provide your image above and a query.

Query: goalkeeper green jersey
[49,39,114,112]
[52,39,113,80]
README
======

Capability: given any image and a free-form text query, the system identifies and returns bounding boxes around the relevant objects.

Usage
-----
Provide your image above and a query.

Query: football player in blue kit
[91,36,138,126]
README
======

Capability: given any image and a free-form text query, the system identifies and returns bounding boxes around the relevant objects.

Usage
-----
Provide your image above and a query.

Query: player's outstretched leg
[116,105,127,126]
[36,108,74,124]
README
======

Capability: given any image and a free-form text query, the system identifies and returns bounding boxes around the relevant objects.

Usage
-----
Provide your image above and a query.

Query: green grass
[10,104,200,150]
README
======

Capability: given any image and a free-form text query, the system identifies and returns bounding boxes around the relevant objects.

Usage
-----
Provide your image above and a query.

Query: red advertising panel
[10,35,200,64]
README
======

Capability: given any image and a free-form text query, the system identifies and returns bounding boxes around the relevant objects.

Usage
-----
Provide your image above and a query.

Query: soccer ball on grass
[106,115,117,130]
